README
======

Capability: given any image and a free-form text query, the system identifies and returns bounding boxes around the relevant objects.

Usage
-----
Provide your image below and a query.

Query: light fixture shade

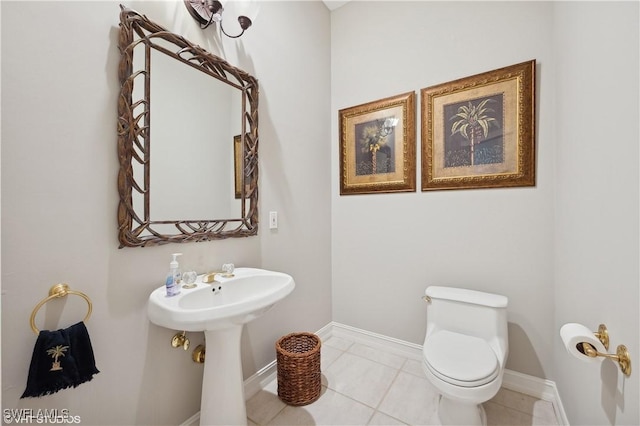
[185,0,257,37]
[229,0,259,23]
[183,0,223,28]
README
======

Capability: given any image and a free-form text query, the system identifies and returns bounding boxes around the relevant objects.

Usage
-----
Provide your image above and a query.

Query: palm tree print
[356,118,395,175]
[46,345,69,371]
[449,97,501,166]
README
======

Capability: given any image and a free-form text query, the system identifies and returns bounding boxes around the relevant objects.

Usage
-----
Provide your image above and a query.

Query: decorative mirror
[117,6,259,247]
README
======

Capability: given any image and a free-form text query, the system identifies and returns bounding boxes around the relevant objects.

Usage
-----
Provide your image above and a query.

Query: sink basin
[148,268,295,331]
[147,267,295,425]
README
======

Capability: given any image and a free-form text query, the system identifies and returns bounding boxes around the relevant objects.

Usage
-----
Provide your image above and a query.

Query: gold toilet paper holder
[578,324,631,377]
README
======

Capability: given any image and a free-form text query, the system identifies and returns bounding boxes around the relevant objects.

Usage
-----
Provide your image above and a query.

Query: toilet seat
[424,330,499,387]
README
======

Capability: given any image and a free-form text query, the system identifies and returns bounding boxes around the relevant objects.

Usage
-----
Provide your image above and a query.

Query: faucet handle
[222,263,235,277]
[202,272,221,283]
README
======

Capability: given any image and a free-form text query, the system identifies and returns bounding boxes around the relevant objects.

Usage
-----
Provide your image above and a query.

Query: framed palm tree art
[421,60,536,191]
[339,92,416,195]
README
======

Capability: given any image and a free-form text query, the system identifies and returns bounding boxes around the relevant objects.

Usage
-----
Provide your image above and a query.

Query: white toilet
[422,286,508,426]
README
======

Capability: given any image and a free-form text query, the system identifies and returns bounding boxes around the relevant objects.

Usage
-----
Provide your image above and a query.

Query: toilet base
[437,395,487,426]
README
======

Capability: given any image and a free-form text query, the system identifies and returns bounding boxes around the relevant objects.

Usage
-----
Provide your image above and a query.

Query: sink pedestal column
[200,325,246,425]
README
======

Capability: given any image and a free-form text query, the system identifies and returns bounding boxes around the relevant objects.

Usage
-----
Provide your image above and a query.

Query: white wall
[552,2,639,424]
[331,1,556,378]
[3,1,638,425]
[1,1,331,424]
[331,1,639,424]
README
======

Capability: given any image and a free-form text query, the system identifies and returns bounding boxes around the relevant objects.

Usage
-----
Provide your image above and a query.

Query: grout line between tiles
[252,334,559,426]
[488,391,557,420]
[369,364,405,424]
[374,363,403,411]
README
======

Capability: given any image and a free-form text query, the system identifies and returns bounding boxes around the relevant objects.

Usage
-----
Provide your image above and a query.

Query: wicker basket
[276,332,322,406]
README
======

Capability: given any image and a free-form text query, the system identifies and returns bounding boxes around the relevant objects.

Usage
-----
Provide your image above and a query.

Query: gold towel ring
[30,283,93,335]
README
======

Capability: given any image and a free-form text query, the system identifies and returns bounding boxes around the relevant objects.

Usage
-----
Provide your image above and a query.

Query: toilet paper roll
[560,323,607,363]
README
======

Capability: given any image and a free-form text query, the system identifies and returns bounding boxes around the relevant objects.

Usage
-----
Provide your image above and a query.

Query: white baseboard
[329,322,424,360]
[181,412,200,426]
[501,369,569,425]
[183,321,568,426]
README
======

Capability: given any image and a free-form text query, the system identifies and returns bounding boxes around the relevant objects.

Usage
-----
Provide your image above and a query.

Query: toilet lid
[424,330,499,387]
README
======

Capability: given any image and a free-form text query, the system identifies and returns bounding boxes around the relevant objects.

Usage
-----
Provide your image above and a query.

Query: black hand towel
[21,321,99,398]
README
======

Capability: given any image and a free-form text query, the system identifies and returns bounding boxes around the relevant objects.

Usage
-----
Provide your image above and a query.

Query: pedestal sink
[147,268,295,425]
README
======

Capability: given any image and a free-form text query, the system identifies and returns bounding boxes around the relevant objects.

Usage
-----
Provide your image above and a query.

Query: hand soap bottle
[165,253,182,297]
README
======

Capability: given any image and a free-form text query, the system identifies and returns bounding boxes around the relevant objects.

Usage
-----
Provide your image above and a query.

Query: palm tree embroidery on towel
[47,345,69,372]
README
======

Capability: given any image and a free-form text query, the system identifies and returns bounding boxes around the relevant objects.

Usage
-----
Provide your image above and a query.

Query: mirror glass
[117,6,259,247]
[150,49,240,220]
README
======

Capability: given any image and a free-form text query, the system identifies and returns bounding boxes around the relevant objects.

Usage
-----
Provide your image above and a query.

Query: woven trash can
[276,332,321,406]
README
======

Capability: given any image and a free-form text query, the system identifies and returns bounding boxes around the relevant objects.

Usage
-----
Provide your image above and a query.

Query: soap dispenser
[165,253,182,297]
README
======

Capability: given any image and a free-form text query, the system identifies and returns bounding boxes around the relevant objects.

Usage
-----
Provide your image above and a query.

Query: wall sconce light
[183,0,256,39]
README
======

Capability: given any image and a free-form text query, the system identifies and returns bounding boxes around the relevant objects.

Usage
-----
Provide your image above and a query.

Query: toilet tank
[424,286,508,355]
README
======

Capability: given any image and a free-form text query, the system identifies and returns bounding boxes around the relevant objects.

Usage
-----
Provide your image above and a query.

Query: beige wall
[552,2,639,425]
[1,1,331,424]
[2,1,638,425]
[330,1,638,424]
[331,1,556,378]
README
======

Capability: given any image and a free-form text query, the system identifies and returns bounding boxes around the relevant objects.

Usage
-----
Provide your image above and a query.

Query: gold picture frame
[421,60,536,191]
[339,92,416,195]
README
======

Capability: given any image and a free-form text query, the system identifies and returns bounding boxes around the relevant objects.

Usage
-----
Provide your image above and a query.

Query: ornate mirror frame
[117,6,259,248]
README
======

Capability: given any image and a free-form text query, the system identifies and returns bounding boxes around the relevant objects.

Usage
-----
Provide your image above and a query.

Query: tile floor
[246,335,559,425]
